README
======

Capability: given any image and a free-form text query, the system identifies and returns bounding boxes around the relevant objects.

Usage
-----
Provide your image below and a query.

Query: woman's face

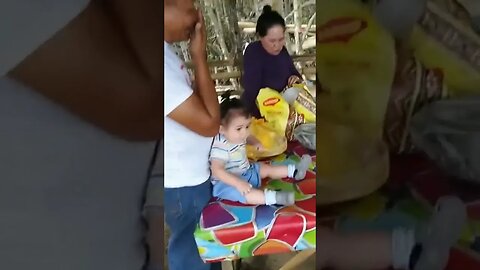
[164,0,199,42]
[260,25,286,55]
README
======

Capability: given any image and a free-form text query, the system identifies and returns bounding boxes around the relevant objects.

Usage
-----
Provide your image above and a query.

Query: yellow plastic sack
[316,0,394,205]
[256,88,290,136]
[410,2,480,96]
[246,119,287,161]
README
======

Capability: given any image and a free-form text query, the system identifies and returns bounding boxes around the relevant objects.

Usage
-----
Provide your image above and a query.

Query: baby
[209,94,311,205]
[209,93,467,270]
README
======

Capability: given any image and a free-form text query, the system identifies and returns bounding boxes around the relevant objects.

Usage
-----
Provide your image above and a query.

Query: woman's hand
[235,181,253,196]
[288,75,302,87]
[189,10,207,61]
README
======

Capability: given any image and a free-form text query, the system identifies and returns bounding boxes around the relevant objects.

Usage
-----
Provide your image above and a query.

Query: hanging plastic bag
[410,97,480,184]
[293,123,316,151]
[246,118,287,161]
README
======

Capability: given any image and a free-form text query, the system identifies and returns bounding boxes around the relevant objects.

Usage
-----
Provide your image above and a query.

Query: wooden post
[279,249,316,270]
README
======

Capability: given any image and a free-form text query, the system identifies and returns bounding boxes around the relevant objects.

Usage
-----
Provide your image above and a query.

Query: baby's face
[221,115,251,144]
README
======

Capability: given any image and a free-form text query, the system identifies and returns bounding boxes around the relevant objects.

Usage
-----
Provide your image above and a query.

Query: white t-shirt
[164,42,213,188]
[0,2,156,270]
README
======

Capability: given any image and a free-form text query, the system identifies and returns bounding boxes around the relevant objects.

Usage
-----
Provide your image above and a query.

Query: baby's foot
[413,196,467,270]
[274,191,295,206]
[294,154,312,180]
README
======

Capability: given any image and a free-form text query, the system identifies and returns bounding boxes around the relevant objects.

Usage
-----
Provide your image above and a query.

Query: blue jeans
[164,180,221,270]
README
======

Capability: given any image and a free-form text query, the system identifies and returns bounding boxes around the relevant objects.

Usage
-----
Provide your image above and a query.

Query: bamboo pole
[293,0,301,54]
[210,66,315,82]
[301,12,316,48]
[205,0,239,89]
[242,26,316,34]
[239,22,316,30]
[211,71,242,80]
[185,54,316,69]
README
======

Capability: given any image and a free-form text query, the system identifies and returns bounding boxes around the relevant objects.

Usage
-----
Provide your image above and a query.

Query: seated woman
[241,5,302,118]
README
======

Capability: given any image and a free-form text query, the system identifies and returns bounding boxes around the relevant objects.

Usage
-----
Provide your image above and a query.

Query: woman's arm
[167,11,220,137]
[8,1,164,141]
[103,0,162,86]
[241,46,263,118]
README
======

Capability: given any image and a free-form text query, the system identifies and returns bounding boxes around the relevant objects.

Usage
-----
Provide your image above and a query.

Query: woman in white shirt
[163,1,222,270]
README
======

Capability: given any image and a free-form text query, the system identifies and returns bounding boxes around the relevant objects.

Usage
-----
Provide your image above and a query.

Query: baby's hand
[254,142,264,152]
[247,135,264,151]
[235,181,253,196]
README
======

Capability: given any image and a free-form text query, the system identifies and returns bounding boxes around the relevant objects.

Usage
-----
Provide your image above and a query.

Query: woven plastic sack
[246,118,287,161]
[282,83,316,123]
[383,58,448,154]
[410,1,480,96]
[285,109,305,141]
[282,83,316,141]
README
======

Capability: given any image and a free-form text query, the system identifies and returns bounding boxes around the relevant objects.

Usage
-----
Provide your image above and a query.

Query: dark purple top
[241,41,301,118]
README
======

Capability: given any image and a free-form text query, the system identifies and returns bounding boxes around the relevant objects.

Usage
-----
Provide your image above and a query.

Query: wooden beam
[216,89,242,96]
[210,67,316,83]
[221,261,234,270]
[279,249,316,270]
[238,21,316,30]
[211,71,242,80]
[301,67,316,74]
[242,27,316,34]
[185,54,315,69]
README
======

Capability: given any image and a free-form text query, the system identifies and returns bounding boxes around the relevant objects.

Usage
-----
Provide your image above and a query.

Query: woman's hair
[220,91,250,125]
[256,5,286,37]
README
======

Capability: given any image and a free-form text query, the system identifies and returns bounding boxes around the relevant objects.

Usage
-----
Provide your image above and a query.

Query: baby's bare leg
[244,189,266,205]
[244,188,295,206]
[317,197,466,270]
[259,155,312,180]
[317,227,392,270]
[259,163,288,179]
